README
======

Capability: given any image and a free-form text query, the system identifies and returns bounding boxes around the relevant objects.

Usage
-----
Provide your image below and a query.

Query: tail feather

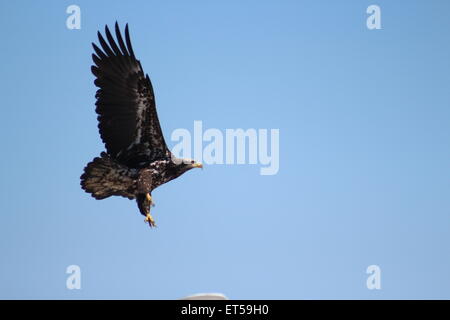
[80,152,137,200]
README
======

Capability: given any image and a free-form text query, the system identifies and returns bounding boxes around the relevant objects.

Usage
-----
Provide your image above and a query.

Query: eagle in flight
[80,23,202,227]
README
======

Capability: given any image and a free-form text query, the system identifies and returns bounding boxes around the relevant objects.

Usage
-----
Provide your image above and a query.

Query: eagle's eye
[190,160,195,164]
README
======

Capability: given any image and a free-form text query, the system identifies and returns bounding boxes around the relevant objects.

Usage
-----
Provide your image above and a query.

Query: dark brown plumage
[80,22,202,227]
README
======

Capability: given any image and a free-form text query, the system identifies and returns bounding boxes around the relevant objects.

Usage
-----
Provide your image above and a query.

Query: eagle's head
[168,156,203,179]
[178,158,203,171]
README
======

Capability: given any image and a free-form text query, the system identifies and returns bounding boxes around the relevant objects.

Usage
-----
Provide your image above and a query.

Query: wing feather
[105,25,122,56]
[92,22,169,168]
[115,22,130,56]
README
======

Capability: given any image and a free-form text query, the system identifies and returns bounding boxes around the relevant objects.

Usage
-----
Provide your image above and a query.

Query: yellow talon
[144,213,156,228]
[146,193,152,203]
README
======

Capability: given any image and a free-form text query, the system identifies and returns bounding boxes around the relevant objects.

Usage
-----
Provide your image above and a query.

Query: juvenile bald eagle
[80,23,202,227]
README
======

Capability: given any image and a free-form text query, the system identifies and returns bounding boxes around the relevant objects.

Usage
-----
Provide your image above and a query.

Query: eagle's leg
[144,193,156,227]
[146,193,153,204]
[136,192,156,227]
[136,169,156,227]
[146,193,155,207]
[145,212,156,227]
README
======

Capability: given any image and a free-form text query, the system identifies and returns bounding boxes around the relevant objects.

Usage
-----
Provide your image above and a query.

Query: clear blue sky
[0,0,449,299]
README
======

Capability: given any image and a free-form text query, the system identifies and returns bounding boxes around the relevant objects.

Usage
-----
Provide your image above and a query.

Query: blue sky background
[0,0,449,299]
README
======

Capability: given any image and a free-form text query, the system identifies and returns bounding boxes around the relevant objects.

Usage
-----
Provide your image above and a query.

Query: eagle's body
[80,23,202,227]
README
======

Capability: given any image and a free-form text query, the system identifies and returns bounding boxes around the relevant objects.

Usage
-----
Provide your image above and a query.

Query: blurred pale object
[181,293,228,300]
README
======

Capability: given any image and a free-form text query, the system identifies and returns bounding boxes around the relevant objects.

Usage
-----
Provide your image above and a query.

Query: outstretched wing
[92,22,168,168]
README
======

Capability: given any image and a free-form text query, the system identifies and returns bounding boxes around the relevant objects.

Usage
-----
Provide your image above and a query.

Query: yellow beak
[192,163,203,169]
